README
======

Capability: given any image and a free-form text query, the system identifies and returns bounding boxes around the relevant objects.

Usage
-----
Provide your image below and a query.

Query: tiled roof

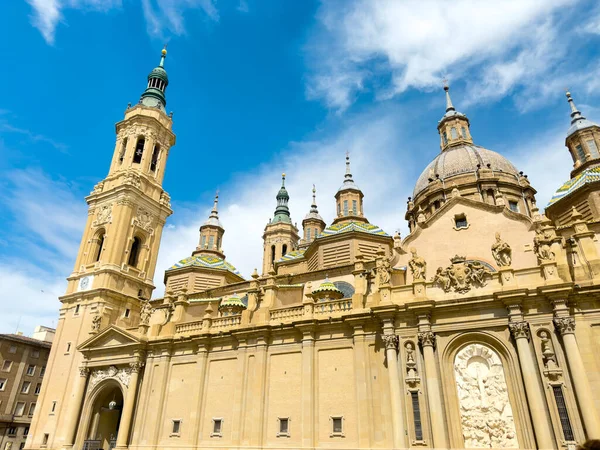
[168,254,242,276]
[319,221,389,237]
[278,249,306,262]
[219,293,247,310]
[547,166,600,207]
[0,334,52,348]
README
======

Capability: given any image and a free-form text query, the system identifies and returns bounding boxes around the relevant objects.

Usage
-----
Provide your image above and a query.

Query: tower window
[442,132,448,145]
[150,144,160,172]
[352,200,357,214]
[509,201,519,212]
[314,228,318,238]
[95,232,105,262]
[575,144,586,162]
[282,244,288,256]
[208,235,214,249]
[128,236,141,267]
[306,228,311,241]
[343,200,348,216]
[201,235,206,248]
[461,127,467,138]
[451,127,458,139]
[586,139,599,158]
[337,203,341,215]
[42,434,49,446]
[133,138,145,164]
[271,245,276,264]
[119,138,127,164]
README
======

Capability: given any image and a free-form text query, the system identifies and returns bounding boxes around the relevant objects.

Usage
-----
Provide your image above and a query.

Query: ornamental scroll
[89,365,131,389]
[454,344,518,448]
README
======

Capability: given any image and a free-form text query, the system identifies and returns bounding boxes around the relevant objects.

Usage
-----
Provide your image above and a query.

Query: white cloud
[306,0,583,111]
[25,0,217,44]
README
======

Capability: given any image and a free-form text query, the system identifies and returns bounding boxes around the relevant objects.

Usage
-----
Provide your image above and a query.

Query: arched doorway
[83,382,124,450]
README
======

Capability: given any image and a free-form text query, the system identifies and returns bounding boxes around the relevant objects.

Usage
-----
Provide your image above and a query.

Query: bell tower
[68,46,175,307]
[262,174,299,274]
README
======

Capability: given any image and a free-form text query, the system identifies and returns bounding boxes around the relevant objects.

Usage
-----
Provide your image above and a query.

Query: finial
[160,44,167,67]
[312,184,317,204]
[212,191,219,213]
[281,173,286,187]
[444,80,455,112]
[566,89,585,124]
[344,152,353,180]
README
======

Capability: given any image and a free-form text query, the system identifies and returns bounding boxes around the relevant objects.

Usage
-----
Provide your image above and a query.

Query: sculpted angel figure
[469,261,491,286]
[139,300,153,326]
[533,230,555,262]
[377,257,392,286]
[408,247,427,280]
[432,267,452,292]
[491,232,512,267]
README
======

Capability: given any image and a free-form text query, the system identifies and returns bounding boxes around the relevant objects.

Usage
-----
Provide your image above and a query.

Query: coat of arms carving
[432,255,493,293]
[135,207,154,232]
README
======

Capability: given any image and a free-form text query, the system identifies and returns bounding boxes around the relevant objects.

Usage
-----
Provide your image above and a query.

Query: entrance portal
[83,384,123,450]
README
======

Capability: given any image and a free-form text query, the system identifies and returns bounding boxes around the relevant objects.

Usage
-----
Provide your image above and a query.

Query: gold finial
[162,44,168,56]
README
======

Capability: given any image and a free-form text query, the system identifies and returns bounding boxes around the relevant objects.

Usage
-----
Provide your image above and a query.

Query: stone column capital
[78,366,90,378]
[129,360,145,373]
[554,317,576,335]
[418,331,436,348]
[382,334,399,351]
[509,321,530,341]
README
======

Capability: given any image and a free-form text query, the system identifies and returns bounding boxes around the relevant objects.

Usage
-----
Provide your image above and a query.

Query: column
[191,344,209,446]
[62,366,90,449]
[554,317,600,438]
[231,341,248,445]
[508,322,555,449]
[418,331,448,449]
[300,328,315,449]
[250,334,268,447]
[352,325,371,448]
[382,333,407,449]
[115,361,143,449]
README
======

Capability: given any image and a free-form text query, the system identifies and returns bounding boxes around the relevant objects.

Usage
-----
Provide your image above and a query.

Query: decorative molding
[89,365,131,389]
[129,360,145,373]
[79,366,90,378]
[382,334,399,351]
[93,204,112,227]
[431,256,492,293]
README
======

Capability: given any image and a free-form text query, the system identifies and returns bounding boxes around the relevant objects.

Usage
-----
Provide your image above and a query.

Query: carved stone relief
[454,344,519,448]
[432,256,493,293]
[533,228,556,263]
[408,247,427,280]
[135,207,154,233]
[93,204,112,227]
[491,232,512,267]
[89,365,131,389]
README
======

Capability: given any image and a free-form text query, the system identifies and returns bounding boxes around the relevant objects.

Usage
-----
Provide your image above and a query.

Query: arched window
[282,244,288,256]
[451,127,458,139]
[271,245,276,264]
[442,132,448,145]
[119,138,127,164]
[133,138,145,164]
[150,144,160,172]
[128,237,141,267]
[95,233,105,262]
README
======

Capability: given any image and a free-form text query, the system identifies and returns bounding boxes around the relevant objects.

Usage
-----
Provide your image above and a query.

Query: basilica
[26,49,600,450]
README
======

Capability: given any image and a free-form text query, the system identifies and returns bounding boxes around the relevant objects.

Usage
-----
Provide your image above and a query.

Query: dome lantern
[140,46,169,112]
[437,83,473,152]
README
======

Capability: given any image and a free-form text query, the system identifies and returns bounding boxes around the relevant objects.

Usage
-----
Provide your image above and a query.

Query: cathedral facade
[26,50,600,450]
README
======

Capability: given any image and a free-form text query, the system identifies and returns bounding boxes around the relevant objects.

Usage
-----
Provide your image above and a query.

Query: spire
[304,184,324,222]
[203,192,223,228]
[444,81,455,113]
[140,46,169,112]
[338,152,361,192]
[565,90,598,138]
[273,173,292,224]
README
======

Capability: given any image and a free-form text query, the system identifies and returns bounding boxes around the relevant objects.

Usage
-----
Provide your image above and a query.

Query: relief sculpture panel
[454,344,518,448]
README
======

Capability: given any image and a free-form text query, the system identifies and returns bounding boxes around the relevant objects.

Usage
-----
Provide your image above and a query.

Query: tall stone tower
[28,48,175,450]
[262,174,299,273]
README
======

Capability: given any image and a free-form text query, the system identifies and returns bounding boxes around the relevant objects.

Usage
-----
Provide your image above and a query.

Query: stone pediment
[78,326,143,352]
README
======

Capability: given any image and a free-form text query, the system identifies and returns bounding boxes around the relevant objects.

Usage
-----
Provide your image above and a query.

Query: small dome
[202,216,223,228]
[148,66,168,83]
[413,144,520,198]
[311,277,344,300]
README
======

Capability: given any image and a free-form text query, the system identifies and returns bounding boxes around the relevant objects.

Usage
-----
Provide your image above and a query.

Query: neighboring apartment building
[0,328,54,450]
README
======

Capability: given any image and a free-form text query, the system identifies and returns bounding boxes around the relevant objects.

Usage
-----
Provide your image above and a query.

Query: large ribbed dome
[413,144,520,198]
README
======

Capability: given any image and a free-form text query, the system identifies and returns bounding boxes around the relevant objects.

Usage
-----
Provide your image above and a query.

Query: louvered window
[552,385,574,441]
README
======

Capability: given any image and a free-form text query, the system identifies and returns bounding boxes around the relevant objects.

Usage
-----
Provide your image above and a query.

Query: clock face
[79,276,92,291]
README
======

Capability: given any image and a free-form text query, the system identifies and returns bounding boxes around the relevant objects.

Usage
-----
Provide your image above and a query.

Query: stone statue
[533,229,555,262]
[491,232,512,267]
[454,343,519,448]
[376,257,392,286]
[408,248,427,280]
[405,342,418,379]
[139,300,153,326]
[91,314,101,333]
[432,267,451,292]
[539,330,557,369]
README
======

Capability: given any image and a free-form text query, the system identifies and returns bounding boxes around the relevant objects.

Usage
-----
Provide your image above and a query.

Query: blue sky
[1,0,600,334]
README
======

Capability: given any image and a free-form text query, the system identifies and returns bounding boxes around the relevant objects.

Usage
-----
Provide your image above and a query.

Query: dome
[413,144,520,198]
[148,66,168,83]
